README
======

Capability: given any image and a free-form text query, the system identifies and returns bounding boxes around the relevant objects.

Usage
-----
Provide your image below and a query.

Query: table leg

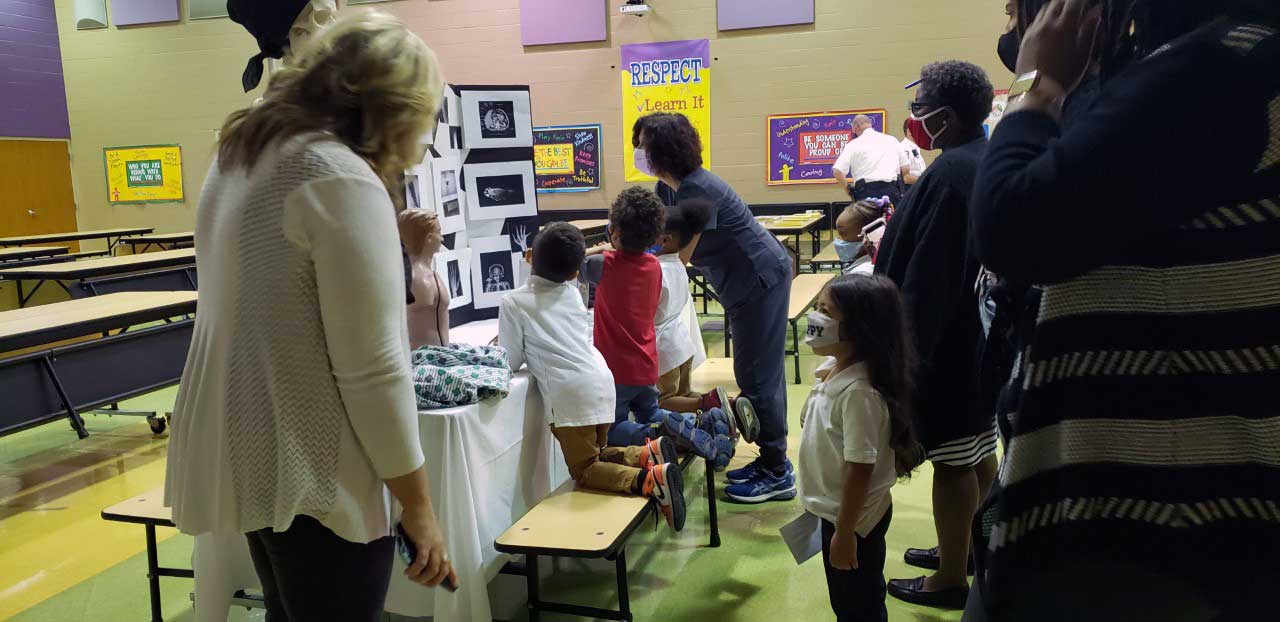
[792,320,800,384]
[706,459,720,548]
[811,226,820,258]
[526,554,542,622]
[145,524,164,622]
[615,549,632,621]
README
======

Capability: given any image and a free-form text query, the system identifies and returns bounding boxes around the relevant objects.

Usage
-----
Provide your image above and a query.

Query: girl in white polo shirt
[798,274,925,622]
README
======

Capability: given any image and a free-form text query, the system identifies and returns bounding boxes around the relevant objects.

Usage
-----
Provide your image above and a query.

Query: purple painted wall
[718,0,814,31]
[520,0,606,46]
[0,0,71,138]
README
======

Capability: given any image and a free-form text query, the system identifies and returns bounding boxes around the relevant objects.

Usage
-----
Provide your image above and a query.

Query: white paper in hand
[780,511,823,565]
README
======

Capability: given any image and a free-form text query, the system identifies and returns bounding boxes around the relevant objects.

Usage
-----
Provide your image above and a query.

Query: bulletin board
[765,109,885,185]
[104,144,184,204]
[533,124,601,193]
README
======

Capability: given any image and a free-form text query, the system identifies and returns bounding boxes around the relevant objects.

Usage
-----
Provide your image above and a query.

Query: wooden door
[0,140,79,249]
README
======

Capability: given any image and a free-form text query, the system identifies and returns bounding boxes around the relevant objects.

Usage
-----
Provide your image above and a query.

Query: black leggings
[822,506,892,622]
[246,514,395,622]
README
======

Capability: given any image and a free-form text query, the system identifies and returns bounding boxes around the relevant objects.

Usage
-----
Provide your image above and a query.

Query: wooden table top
[120,231,195,244]
[0,248,195,280]
[757,213,824,232]
[101,488,174,526]
[690,357,740,394]
[788,273,835,320]
[811,242,841,264]
[0,246,67,261]
[0,291,197,352]
[567,219,610,234]
[496,487,650,556]
[0,227,154,246]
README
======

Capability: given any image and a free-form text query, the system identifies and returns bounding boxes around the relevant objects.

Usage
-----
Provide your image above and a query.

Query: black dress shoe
[887,576,969,610]
[903,546,975,575]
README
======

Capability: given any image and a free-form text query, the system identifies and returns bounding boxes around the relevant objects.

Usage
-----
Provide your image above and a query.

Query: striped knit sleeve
[285,175,425,480]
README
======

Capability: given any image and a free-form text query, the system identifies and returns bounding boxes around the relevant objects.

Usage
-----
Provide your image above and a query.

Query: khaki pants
[551,424,645,494]
[657,358,698,401]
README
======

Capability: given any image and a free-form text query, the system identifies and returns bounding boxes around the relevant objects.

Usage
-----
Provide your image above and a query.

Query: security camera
[621,0,650,16]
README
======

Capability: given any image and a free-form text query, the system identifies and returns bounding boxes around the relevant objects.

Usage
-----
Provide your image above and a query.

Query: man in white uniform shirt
[899,119,928,195]
[832,115,908,206]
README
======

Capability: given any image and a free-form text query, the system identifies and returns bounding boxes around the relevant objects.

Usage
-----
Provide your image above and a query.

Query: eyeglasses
[908,100,937,116]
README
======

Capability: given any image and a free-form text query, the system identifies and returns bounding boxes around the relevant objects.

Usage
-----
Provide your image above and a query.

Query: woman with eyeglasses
[872,60,996,610]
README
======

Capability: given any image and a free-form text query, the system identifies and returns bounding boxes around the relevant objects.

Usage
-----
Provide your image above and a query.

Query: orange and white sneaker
[639,436,677,470]
[642,463,686,532]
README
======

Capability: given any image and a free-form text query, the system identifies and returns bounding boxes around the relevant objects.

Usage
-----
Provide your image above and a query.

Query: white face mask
[803,311,842,348]
[633,148,654,177]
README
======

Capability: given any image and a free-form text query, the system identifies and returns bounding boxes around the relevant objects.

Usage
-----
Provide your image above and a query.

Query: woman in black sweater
[969,1,1280,620]
[873,60,995,609]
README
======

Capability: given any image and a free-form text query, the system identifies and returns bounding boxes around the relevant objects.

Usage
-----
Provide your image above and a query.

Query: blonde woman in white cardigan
[164,12,455,620]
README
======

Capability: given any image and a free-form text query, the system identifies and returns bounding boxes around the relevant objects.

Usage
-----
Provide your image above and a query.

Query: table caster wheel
[147,415,167,435]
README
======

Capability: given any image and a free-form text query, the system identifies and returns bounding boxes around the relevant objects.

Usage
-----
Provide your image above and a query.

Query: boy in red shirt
[580,187,730,465]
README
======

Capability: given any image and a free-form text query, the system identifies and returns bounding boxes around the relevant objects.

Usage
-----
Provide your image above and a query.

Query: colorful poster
[104,144,184,203]
[533,124,601,193]
[621,39,711,182]
[766,110,886,185]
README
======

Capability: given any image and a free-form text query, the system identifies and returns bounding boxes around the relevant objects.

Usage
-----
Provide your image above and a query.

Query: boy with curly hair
[581,187,731,468]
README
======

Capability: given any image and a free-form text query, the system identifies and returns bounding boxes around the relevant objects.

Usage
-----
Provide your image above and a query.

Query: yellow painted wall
[54,0,1007,226]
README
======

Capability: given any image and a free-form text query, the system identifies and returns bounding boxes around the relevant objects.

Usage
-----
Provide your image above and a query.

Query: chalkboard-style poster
[533,124,601,193]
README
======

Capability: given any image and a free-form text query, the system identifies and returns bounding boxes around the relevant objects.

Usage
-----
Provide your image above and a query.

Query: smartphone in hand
[395,523,458,592]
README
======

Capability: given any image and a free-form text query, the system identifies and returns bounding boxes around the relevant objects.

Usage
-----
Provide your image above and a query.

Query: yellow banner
[621,39,711,183]
[534,143,575,175]
[105,145,184,204]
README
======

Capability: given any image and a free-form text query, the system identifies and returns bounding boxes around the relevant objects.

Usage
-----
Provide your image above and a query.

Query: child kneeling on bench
[499,222,687,531]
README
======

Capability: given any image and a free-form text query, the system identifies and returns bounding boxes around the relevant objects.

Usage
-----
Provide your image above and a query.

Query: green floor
[6,275,964,622]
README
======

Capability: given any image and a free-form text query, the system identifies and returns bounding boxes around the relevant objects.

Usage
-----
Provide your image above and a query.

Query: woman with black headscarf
[967,1,1280,620]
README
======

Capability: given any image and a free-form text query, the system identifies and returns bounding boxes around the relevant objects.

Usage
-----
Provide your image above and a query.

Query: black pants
[821,506,892,622]
[850,180,903,207]
[246,514,396,622]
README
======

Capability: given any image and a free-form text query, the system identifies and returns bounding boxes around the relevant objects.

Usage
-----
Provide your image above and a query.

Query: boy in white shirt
[654,200,760,443]
[499,223,687,531]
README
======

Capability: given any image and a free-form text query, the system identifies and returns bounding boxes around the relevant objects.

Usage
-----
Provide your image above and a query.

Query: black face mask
[998,29,1021,73]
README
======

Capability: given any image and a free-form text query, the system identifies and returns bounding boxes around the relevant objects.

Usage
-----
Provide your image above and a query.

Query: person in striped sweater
[968,1,1280,620]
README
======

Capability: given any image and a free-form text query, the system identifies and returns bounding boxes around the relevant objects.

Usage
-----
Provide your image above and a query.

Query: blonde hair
[218,11,444,205]
[397,208,441,257]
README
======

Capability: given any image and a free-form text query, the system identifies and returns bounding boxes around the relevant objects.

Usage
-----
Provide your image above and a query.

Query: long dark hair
[826,274,925,477]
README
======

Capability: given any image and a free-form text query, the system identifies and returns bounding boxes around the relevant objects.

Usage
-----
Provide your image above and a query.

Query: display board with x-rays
[404,84,541,326]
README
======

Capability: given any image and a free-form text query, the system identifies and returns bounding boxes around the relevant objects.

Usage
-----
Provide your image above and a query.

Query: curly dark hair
[609,186,666,253]
[631,112,703,179]
[919,60,994,129]
[531,222,585,283]
[667,198,713,248]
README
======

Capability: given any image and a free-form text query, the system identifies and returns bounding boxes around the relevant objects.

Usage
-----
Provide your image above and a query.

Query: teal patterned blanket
[411,344,512,409]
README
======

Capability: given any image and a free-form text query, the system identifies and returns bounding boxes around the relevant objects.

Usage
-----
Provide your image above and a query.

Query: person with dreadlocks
[968,0,1280,620]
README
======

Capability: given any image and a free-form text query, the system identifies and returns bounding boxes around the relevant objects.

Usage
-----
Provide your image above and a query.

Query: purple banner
[766,109,886,185]
[520,0,606,46]
[620,39,711,73]
[718,0,815,31]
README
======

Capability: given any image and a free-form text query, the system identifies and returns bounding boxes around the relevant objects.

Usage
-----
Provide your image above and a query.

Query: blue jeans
[607,383,662,447]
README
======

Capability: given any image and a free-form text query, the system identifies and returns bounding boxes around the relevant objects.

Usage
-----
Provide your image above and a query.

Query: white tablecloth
[191,320,569,622]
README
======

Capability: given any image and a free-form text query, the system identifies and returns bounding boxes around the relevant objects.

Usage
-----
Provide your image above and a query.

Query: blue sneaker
[726,458,765,484]
[710,434,735,471]
[695,408,733,439]
[725,461,796,503]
